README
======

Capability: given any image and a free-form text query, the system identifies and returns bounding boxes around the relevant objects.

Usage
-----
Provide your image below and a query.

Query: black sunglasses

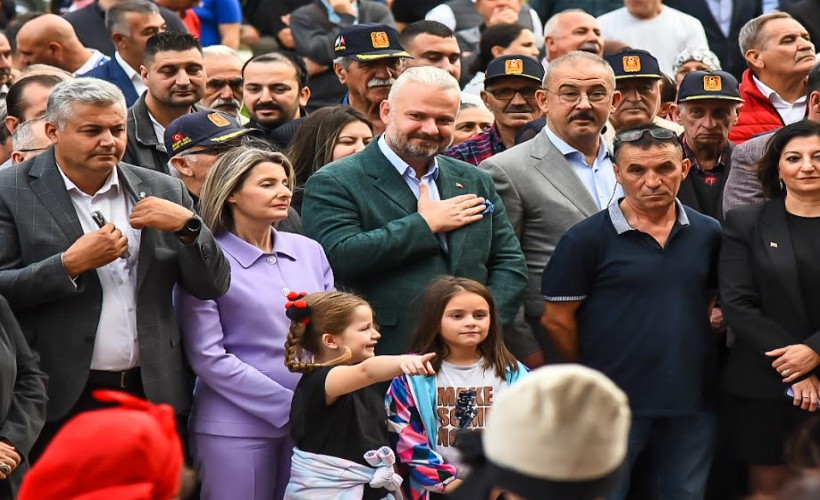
[206,77,243,92]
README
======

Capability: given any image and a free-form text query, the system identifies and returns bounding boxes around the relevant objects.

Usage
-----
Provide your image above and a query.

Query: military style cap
[164,110,255,156]
[484,55,545,85]
[677,70,743,104]
[605,49,663,80]
[334,24,411,61]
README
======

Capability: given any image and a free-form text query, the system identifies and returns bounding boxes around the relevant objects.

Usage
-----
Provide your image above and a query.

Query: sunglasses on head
[614,127,678,145]
[206,78,243,92]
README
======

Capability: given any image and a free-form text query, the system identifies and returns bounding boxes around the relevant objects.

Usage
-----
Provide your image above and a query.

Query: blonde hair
[199,146,295,234]
[284,291,371,373]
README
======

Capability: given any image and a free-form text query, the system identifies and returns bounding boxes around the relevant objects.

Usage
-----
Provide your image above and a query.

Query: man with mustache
[0,33,12,100]
[123,31,207,174]
[242,51,310,150]
[729,12,816,143]
[604,49,683,143]
[334,24,411,136]
[200,45,243,117]
[302,66,527,357]
[444,54,544,165]
[542,9,603,68]
[478,51,622,368]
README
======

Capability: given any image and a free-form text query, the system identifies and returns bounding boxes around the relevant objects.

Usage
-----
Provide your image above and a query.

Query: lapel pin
[139,191,146,199]
[770,242,778,248]
[455,182,464,189]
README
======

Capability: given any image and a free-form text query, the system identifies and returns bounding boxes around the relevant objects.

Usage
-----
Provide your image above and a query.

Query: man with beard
[603,49,683,143]
[16,15,110,75]
[334,24,411,136]
[242,51,309,150]
[124,31,206,173]
[444,54,544,165]
[542,9,603,68]
[478,51,622,367]
[302,67,527,356]
[200,45,243,117]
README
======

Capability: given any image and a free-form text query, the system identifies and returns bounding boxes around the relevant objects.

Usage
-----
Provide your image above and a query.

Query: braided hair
[284,291,371,373]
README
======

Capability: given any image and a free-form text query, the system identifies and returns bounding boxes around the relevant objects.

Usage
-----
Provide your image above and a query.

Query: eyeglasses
[614,127,678,145]
[484,87,540,100]
[545,88,610,106]
[206,78,243,92]
[180,145,233,157]
[16,146,49,153]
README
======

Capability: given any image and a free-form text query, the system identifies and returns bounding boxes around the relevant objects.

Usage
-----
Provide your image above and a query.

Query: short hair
[543,50,614,89]
[739,12,793,55]
[757,120,820,199]
[660,74,677,104]
[203,44,243,63]
[399,20,455,47]
[612,123,683,163]
[543,9,587,38]
[12,117,46,151]
[6,74,63,122]
[45,78,126,129]
[105,0,160,35]
[143,31,202,67]
[471,23,526,74]
[388,66,460,104]
[807,60,820,98]
[0,101,9,146]
[242,51,307,89]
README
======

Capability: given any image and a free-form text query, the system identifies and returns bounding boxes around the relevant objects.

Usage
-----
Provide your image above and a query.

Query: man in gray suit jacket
[0,78,230,460]
[479,51,621,367]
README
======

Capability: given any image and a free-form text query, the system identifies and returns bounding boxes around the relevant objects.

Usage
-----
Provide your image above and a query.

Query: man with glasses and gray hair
[10,117,50,165]
[477,50,621,368]
[541,123,722,499]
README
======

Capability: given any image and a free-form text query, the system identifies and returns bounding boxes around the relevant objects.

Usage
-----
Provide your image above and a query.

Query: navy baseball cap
[164,111,255,156]
[605,49,663,80]
[677,70,743,104]
[334,24,411,61]
[484,55,545,85]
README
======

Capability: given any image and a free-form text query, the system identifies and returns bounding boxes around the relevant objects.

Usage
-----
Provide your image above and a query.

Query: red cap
[19,391,183,500]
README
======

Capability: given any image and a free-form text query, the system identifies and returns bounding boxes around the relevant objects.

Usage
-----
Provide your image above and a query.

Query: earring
[779,179,785,191]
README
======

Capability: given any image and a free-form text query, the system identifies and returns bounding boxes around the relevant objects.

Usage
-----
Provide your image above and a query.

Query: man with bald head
[16,14,109,75]
[543,9,603,67]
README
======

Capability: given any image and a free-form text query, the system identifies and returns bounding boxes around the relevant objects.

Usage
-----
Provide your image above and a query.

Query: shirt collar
[114,51,140,81]
[57,163,120,197]
[543,122,609,163]
[752,74,808,106]
[377,135,440,181]
[217,228,299,269]
[608,198,690,234]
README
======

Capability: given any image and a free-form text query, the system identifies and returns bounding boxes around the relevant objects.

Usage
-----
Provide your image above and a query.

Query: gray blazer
[722,131,771,215]
[0,148,231,420]
[479,130,600,358]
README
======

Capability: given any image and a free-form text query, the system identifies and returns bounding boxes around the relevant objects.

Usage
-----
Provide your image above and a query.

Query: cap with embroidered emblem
[677,70,743,104]
[484,55,544,85]
[164,110,257,156]
[605,49,663,80]
[334,24,411,61]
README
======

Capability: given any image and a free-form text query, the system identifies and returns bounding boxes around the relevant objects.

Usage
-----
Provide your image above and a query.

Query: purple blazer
[176,229,334,438]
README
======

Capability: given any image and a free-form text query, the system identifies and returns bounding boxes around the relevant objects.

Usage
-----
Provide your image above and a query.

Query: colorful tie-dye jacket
[385,362,527,500]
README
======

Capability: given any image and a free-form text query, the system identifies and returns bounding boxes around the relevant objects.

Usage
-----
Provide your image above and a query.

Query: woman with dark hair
[287,105,374,212]
[720,120,820,497]
[462,23,539,96]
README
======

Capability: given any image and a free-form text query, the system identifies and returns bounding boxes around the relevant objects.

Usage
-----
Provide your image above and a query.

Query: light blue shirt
[543,124,621,210]
[377,135,447,249]
[762,0,779,13]
[705,0,732,37]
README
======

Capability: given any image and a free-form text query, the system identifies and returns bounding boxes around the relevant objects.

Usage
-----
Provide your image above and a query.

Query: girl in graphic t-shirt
[386,276,528,500]
[284,290,436,500]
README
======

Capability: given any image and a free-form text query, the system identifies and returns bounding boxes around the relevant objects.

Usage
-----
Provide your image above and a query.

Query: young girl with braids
[385,276,528,500]
[284,291,437,500]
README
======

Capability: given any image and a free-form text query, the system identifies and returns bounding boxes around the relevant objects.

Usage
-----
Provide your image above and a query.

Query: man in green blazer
[303,67,528,355]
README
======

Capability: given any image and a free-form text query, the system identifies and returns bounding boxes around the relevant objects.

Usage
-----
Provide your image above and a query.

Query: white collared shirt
[705,0,732,38]
[147,111,167,152]
[57,166,141,371]
[74,49,110,76]
[115,51,147,97]
[752,75,808,125]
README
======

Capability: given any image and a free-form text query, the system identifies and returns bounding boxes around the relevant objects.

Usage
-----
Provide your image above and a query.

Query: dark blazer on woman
[0,295,47,498]
[720,198,820,399]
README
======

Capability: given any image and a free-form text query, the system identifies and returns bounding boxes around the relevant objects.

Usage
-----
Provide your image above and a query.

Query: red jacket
[729,69,785,144]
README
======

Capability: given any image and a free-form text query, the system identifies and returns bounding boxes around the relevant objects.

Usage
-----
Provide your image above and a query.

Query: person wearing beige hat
[452,364,631,500]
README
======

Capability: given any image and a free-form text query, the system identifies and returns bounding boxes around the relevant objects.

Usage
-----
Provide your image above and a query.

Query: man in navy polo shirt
[540,123,722,499]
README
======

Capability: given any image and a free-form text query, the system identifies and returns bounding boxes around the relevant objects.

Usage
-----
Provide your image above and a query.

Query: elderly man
[124,31,206,173]
[201,45,243,116]
[676,70,743,220]
[303,66,527,356]
[479,50,621,367]
[242,51,309,150]
[1,74,65,170]
[83,0,167,107]
[16,14,110,75]
[10,117,50,165]
[0,77,230,460]
[334,24,411,135]
[445,55,544,165]
[604,49,684,142]
[541,124,721,500]
[543,9,603,68]
[729,12,815,143]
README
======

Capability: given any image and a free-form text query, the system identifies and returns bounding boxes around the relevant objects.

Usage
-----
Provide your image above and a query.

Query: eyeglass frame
[543,88,612,106]
[178,144,234,157]
[483,86,542,101]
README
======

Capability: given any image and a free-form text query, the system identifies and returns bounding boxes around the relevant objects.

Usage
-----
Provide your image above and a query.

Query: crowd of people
[0,0,819,499]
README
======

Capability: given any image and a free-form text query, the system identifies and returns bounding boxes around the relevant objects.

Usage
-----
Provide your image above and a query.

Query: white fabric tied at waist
[284,446,403,500]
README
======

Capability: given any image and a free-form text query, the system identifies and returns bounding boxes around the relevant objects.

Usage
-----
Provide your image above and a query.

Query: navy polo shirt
[541,199,721,417]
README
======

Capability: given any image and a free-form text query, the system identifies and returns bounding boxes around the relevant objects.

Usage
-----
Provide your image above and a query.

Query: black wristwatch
[175,216,202,238]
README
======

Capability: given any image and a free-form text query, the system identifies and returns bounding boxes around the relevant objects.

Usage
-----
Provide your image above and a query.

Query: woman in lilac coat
[175,147,333,500]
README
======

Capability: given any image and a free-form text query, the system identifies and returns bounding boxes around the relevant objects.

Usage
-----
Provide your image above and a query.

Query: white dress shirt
[58,166,142,371]
[74,49,110,76]
[115,51,147,97]
[753,75,808,125]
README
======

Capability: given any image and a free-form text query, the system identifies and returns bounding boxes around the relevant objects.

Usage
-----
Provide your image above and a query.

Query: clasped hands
[0,442,20,480]
[62,197,194,278]
[767,344,820,412]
